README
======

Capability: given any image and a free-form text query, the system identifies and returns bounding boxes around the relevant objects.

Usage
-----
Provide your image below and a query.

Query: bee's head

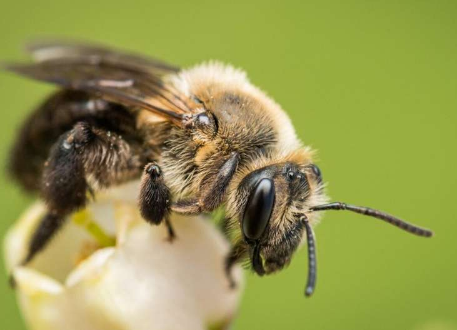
[236,162,325,276]
[233,158,432,297]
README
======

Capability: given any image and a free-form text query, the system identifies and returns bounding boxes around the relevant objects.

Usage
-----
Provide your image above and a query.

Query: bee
[4,41,433,296]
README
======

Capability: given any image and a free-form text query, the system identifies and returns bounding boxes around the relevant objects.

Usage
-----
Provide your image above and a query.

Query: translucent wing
[4,41,195,126]
[26,40,178,74]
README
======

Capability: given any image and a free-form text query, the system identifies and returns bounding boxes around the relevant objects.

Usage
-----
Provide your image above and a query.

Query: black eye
[242,178,276,241]
[310,164,323,183]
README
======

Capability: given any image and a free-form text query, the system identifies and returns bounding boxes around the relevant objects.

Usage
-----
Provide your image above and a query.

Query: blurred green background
[1,1,456,329]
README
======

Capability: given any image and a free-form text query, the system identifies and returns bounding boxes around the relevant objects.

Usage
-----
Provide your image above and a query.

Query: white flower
[4,183,244,330]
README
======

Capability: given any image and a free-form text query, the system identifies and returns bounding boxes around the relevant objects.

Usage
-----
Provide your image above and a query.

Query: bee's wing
[4,42,195,126]
[25,40,179,74]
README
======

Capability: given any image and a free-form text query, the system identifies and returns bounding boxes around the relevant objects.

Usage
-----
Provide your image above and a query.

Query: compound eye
[242,178,276,241]
[309,164,323,184]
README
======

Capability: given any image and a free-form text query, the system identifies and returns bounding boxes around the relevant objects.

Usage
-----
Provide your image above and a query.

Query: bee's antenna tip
[305,287,314,297]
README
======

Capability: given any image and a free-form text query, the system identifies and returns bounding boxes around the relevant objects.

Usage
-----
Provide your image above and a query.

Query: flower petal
[5,198,244,330]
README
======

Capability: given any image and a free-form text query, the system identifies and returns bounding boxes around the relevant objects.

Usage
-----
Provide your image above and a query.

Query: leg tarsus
[164,216,176,242]
[224,242,245,289]
[23,212,65,266]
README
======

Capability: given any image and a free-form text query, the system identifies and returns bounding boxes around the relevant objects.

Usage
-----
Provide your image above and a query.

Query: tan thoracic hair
[5,41,432,297]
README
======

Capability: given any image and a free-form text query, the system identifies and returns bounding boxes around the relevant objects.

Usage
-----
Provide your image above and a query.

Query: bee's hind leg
[139,163,175,241]
[21,121,144,267]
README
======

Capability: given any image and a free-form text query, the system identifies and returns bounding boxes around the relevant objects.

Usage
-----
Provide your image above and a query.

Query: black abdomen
[9,90,137,192]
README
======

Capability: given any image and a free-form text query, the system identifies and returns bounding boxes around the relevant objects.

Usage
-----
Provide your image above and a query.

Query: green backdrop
[1,1,456,329]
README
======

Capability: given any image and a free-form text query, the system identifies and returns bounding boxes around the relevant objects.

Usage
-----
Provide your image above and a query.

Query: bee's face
[236,162,324,275]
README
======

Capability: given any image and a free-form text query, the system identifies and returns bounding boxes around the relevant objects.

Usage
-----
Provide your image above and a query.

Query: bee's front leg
[224,240,247,289]
[171,152,240,215]
[139,163,175,241]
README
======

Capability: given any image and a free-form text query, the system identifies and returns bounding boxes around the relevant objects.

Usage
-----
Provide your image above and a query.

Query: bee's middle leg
[23,121,144,265]
[139,162,175,241]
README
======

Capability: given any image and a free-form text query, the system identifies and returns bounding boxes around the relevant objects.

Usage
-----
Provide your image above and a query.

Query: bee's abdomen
[9,89,137,192]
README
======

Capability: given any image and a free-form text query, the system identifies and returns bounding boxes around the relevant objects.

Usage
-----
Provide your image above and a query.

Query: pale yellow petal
[5,197,244,330]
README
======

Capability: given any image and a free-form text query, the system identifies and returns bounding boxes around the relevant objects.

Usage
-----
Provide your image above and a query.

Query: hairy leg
[9,90,137,192]
[139,163,175,241]
[171,152,239,215]
[224,240,247,289]
[23,121,144,265]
